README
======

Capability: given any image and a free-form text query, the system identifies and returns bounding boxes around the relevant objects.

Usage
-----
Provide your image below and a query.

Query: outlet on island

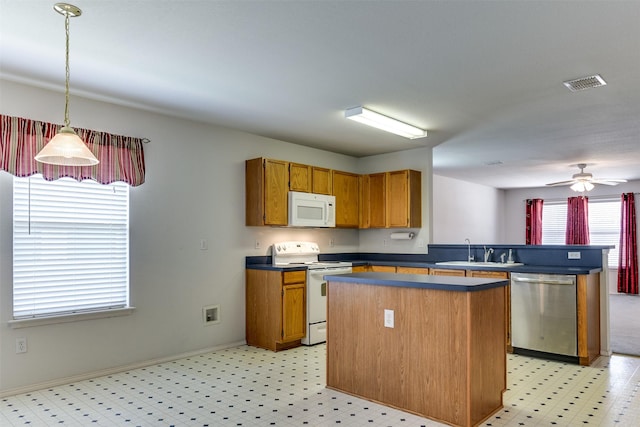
[384,309,394,328]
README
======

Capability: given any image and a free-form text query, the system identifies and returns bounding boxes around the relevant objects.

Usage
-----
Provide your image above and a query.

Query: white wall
[432,174,505,244]
[0,80,435,393]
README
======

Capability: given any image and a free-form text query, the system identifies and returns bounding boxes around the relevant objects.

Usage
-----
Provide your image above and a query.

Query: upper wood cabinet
[246,158,289,226]
[246,157,421,229]
[312,167,332,195]
[388,169,422,228]
[332,170,360,228]
[366,172,387,228]
[361,169,421,229]
[289,163,312,192]
[288,163,333,195]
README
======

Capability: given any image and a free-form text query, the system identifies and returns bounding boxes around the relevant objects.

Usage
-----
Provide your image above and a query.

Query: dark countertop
[324,272,509,292]
[245,260,601,275]
[355,260,602,275]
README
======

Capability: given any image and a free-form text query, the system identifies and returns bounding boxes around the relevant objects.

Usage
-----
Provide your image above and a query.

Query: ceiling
[2,1,639,189]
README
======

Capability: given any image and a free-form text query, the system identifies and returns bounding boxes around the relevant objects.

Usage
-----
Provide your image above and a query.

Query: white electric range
[272,241,352,345]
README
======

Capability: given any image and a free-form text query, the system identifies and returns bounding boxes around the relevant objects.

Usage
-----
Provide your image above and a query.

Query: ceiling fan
[546,163,627,192]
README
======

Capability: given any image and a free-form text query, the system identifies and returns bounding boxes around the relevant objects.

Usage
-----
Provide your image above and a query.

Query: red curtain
[0,114,146,186]
[618,193,638,294]
[526,198,544,244]
[566,196,590,244]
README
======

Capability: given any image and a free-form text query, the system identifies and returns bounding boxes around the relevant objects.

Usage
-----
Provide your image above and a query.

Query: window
[13,174,129,320]
[541,199,620,267]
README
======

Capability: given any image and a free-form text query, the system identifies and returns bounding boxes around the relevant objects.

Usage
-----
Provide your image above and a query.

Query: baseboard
[0,340,247,398]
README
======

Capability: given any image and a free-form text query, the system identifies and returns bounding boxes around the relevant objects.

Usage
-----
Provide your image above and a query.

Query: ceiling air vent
[563,74,607,92]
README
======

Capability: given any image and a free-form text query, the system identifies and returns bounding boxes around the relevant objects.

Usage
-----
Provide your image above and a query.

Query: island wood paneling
[326,280,505,427]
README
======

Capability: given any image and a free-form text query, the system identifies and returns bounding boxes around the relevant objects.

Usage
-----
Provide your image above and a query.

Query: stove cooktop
[271,241,351,268]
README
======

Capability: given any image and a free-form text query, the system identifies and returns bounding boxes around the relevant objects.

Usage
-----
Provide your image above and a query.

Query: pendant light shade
[35,3,99,166]
[34,126,99,166]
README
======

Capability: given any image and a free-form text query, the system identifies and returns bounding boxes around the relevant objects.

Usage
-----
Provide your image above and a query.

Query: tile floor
[2,344,639,426]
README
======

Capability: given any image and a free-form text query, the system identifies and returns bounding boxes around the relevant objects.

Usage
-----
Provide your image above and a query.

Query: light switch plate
[568,251,581,260]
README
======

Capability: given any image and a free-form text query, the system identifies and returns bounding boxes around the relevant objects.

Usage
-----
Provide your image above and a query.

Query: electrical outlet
[255,240,261,249]
[16,337,27,354]
[568,251,581,260]
[330,238,335,247]
[384,309,394,328]
[199,239,208,250]
[383,239,387,246]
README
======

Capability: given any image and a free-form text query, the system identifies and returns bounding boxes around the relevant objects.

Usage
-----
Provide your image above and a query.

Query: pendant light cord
[63,11,71,129]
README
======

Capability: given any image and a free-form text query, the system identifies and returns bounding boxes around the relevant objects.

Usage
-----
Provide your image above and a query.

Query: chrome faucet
[483,246,494,263]
[465,238,474,262]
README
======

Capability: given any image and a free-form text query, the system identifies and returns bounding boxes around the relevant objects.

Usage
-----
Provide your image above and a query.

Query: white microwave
[288,191,336,227]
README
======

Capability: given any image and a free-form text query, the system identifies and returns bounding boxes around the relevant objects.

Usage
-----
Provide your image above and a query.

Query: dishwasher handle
[511,276,575,286]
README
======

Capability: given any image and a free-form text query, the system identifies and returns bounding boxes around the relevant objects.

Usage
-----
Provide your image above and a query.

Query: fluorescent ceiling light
[344,106,427,139]
[570,181,594,192]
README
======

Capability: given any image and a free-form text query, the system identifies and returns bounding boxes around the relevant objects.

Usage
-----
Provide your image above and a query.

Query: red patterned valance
[0,114,146,187]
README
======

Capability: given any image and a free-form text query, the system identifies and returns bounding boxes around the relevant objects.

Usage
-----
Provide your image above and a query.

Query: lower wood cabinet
[430,268,466,277]
[396,266,429,275]
[367,265,429,274]
[468,270,511,352]
[577,273,601,366]
[246,269,306,351]
[369,265,397,273]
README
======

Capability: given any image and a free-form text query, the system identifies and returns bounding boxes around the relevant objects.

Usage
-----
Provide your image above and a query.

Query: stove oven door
[303,267,352,345]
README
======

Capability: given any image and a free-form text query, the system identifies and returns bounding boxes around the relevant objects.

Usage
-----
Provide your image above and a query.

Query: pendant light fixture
[35,3,99,166]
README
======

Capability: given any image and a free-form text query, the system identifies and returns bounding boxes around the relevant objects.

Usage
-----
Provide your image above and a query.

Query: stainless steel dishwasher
[510,272,577,357]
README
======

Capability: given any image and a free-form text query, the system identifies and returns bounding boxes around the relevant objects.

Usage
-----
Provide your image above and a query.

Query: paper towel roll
[390,232,415,240]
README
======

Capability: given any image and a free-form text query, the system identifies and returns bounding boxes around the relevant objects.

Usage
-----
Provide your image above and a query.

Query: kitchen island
[325,272,508,427]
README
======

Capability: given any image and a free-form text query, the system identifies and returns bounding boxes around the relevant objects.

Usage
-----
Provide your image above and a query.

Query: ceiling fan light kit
[570,181,595,192]
[34,3,99,167]
[344,106,427,140]
[546,163,627,192]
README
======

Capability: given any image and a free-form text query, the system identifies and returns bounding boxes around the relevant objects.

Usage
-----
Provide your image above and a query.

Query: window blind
[588,200,620,267]
[541,202,567,245]
[13,175,129,319]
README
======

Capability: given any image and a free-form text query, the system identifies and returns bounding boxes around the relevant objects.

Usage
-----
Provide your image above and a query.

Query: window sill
[8,307,136,329]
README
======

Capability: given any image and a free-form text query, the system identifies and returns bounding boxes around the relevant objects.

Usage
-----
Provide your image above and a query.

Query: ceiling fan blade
[591,179,627,186]
[546,180,576,187]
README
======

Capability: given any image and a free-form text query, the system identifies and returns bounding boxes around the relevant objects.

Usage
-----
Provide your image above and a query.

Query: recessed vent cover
[563,74,607,92]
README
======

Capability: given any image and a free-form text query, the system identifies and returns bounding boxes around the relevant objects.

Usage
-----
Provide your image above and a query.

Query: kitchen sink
[435,261,524,268]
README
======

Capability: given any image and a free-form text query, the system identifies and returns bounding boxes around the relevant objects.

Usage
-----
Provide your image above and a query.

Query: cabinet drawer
[430,268,466,277]
[370,265,396,273]
[283,270,306,284]
[397,267,429,275]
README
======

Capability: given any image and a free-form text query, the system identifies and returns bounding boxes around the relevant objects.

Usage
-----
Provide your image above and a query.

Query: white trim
[8,307,136,329]
[0,340,247,398]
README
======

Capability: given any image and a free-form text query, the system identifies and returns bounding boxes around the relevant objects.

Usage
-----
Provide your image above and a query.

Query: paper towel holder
[390,232,415,240]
